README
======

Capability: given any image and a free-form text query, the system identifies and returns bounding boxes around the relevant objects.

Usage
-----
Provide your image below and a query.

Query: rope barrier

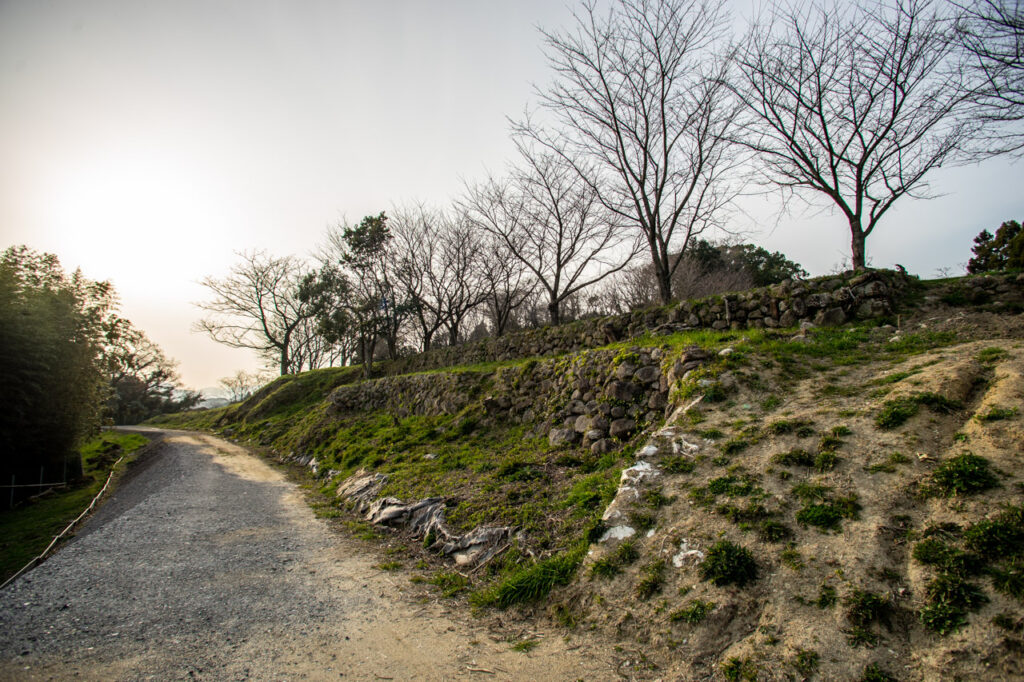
[0,455,124,591]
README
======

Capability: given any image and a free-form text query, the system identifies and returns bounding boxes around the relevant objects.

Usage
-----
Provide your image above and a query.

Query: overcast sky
[2,0,1021,390]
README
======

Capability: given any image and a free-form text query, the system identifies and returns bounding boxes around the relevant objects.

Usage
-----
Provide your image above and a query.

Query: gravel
[0,429,613,681]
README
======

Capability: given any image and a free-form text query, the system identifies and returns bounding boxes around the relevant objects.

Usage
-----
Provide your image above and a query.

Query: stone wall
[330,342,717,456]
[386,269,911,375]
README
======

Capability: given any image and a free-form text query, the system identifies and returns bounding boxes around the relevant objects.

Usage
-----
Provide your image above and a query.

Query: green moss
[662,456,696,474]
[919,601,968,635]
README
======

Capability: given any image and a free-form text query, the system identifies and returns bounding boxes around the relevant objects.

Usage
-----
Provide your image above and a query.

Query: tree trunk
[360,334,374,380]
[850,221,867,271]
[422,329,433,353]
[548,298,561,326]
[279,348,289,376]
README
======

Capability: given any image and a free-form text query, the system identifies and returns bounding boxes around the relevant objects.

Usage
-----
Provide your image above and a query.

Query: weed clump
[796,494,860,531]
[976,405,1019,422]
[772,449,815,467]
[721,656,757,682]
[911,538,983,575]
[472,545,584,608]
[875,397,919,429]
[700,540,758,587]
[931,453,999,496]
[991,558,1024,600]
[791,649,819,677]
[662,456,696,474]
[963,505,1024,558]
[590,539,640,579]
[757,519,792,543]
[861,662,898,682]
[670,598,715,624]
[875,392,962,429]
[429,571,469,597]
[843,589,892,647]
[636,559,666,599]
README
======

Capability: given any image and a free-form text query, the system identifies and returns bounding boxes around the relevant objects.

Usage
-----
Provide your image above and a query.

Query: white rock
[672,539,705,568]
[600,525,636,542]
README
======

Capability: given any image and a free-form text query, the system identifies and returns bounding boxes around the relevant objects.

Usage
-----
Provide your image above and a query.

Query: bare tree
[195,251,318,376]
[462,139,639,325]
[527,0,741,304]
[479,235,535,336]
[734,0,982,270]
[955,0,1024,151]
[218,369,273,403]
[390,205,489,350]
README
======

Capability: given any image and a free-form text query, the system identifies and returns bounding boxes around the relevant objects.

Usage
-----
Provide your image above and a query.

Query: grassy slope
[0,430,149,583]
[151,279,1024,679]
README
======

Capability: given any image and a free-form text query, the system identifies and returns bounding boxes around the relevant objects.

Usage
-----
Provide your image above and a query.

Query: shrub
[701,540,758,587]
[931,453,999,496]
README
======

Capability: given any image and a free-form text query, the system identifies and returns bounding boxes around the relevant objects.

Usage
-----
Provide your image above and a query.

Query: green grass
[590,539,640,579]
[471,544,586,608]
[0,430,149,583]
[670,598,715,624]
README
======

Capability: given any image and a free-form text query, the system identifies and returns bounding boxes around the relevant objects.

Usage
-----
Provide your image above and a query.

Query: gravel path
[0,429,613,681]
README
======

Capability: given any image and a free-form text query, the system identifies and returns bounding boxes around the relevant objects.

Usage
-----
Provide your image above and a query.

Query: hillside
[152,270,1024,680]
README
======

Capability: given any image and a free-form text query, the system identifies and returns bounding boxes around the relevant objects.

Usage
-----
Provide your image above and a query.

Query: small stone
[718,347,734,356]
[610,405,626,418]
[591,438,615,455]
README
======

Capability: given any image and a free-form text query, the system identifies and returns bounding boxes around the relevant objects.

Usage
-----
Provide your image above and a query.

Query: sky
[2,0,1021,391]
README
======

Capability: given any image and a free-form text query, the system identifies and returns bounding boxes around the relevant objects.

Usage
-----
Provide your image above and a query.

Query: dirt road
[0,430,614,681]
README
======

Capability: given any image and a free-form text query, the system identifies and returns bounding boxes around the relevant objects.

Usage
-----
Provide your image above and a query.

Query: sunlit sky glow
[2,0,1021,390]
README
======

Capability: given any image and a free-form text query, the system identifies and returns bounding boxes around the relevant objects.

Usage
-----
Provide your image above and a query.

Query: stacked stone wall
[386,269,913,375]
